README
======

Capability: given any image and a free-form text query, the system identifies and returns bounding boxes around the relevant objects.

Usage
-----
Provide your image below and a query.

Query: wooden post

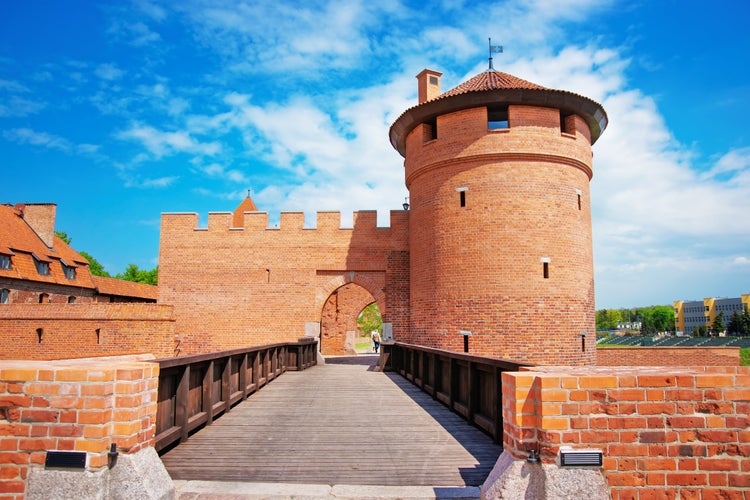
[204,361,214,425]
[240,353,248,399]
[222,358,231,413]
[432,353,440,399]
[449,357,456,412]
[467,361,475,424]
[176,365,190,444]
[493,366,503,444]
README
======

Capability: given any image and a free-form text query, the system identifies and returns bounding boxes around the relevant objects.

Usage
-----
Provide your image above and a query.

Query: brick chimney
[18,203,57,248]
[416,69,442,104]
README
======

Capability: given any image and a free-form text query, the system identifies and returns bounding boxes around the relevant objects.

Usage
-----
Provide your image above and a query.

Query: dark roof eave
[389,88,608,157]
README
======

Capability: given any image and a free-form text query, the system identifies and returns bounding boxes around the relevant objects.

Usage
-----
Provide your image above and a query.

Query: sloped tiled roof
[92,275,158,301]
[0,204,95,288]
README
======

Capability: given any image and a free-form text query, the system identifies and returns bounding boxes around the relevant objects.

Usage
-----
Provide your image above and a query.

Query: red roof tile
[0,204,95,288]
[439,70,547,98]
[92,275,158,301]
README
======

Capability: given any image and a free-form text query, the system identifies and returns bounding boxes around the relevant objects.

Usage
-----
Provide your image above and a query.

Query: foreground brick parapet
[597,346,740,367]
[0,355,159,499]
[502,365,750,499]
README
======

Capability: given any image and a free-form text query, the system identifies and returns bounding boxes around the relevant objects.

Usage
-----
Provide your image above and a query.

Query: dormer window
[61,260,76,280]
[0,254,11,270]
[33,254,50,276]
[488,106,509,130]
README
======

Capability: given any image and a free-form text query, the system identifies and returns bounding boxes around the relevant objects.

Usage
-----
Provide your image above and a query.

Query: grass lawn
[741,348,750,366]
[355,341,372,350]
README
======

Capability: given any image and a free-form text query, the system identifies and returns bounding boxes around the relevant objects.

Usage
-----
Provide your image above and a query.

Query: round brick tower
[389,68,607,366]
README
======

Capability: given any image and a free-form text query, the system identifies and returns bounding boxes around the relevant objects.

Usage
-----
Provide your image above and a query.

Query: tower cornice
[390,86,608,157]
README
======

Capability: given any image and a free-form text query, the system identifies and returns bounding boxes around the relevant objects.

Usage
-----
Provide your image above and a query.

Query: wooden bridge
[156,342,524,489]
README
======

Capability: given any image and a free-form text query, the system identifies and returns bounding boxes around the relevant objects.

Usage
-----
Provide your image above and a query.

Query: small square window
[34,256,50,276]
[0,254,11,270]
[1,289,9,304]
[488,106,509,130]
[62,263,76,280]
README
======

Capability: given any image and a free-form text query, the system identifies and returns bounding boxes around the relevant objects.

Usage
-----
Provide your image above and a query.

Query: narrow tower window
[560,111,574,135]
[36,328,43,343]
[423,117,437,142]
[488,106,509,129]
[576,189,583,211]
[541,258,551,279]
[456,187,468,207]
[96,328,101,344]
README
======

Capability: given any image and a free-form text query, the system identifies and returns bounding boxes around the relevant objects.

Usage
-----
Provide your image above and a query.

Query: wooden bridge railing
[379,342,527,444]
[153,338,317,452]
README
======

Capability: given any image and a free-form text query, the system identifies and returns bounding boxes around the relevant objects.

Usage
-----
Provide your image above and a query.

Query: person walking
[371,331,381,354]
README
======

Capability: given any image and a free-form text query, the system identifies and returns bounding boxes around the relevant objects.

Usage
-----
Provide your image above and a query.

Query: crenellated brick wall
[0,355,159,499]
[0,304,175,360]
[597,346,741,367]
[158,209,409,355]
[502,366,750,499]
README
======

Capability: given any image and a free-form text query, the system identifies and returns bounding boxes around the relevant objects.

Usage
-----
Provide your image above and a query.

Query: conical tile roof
[440,70,547,98]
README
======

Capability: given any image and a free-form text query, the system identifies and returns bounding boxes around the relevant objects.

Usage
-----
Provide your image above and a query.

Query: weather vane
[488,37,503,70]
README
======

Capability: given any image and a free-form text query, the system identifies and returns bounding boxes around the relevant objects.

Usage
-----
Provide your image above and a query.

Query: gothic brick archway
[315,271,386,322]
[319,282,378,355]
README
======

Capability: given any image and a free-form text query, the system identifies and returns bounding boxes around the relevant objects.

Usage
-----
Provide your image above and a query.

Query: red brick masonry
[0,303,175,360]
[0,355,159,499]
[598,346,741,367]
[502,365,750,499]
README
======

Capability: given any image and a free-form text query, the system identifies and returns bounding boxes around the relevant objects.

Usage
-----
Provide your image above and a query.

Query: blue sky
[1,0,748,310]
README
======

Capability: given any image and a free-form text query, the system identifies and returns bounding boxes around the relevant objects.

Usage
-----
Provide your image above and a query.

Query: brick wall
[0,304,175,360]
[598,346,741,367]
[0,278,95,305]
[0,355,159,498]
[403,104,597,366]
[158,210,408,355]
[502,366,750,498]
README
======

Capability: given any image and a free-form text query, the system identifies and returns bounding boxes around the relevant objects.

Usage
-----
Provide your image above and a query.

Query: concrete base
[27,447,174,500]
[174,480,480,499]
[480,452,608,500]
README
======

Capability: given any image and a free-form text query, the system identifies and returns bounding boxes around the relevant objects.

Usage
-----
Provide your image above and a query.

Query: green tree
[711,311,725,335]
[55,230,72,244]
[115,264,158,286]
[727,310,744,336]
[742,308,750,336]
[78,251,111,277]
[357,302,382,335]
[595,309,621,330]
[640,314,657,336]
[651,306,676,333]
[693,325,708,337]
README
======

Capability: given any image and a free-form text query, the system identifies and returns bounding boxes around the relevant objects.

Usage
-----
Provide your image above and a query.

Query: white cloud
[117,123,221,158]
[3,128,73,152]
[95,63,125,81]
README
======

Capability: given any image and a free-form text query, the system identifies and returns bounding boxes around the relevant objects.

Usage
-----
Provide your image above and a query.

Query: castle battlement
[161,209,408,233]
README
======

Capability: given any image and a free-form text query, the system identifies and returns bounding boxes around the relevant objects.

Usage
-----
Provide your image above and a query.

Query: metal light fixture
[402,197,410,211]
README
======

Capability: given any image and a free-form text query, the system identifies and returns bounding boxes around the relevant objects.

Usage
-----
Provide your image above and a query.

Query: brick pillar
[0,355,163,497]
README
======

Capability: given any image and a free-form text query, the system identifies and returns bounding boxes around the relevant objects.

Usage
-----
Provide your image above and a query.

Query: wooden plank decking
[160,355,502,487]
